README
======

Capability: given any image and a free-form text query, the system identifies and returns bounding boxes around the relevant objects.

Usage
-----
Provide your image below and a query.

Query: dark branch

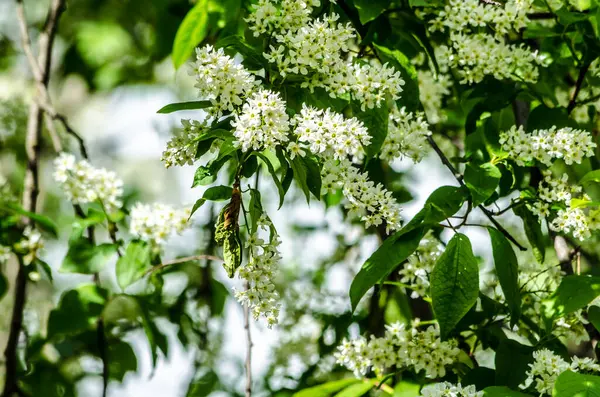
[567,62,591,114]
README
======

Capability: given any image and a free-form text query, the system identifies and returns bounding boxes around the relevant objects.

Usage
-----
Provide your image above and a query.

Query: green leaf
[580,170,600,185]
[488,227,521,326]
[139,301,169,367]
[290,156,312,204]
[186,370,219,397]
[203,185,233,201]
[172,0,211,68]
[303,155,322,200]
[116,240,152,290]
[553,370,600,397]
[431,233,480,339]
[248,188,263,234]
[544,275,600,319]
[394,380,421,397]
[354,0,390,24]
[0,202,58,237]
[423,185,468,224]
[215,35,265,70]
[464,163,502,207]
[373,43,420,111]
[334,381,374,397]
[222,230,242,278]
[514,204,546,263]
[356,104,389,158]
[157,100,212,114]
[495,339,534,389]
[0,272,7,302]
[60,238,118,274]
[293,379,361,397]
[47,284,108,339]
[256,153,286,209]
[209,278,229,316]
[190,199,206,218]
[108,341,137,381]
[483,386,532,397]
[588,305,600,333]
[193,166,216,187]
[527,104,577,131]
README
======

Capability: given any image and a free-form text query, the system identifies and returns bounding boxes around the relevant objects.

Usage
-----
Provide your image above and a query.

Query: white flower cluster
[246,0,321,37]
[421,382,483,397]
[436,33,543,85]
[129,203,191,245]
[381,105,432,163]
[429,0,531,37]
[418,69,452,124]
[522,348,600,395]
[53,153,123,211]
[322,159,402,232]
[235,214,281,327]
[192,45,257,117]
[161,119,208,168]
[292,104,371,161]
[232,89,289,152]
[14,226,44,265]
[529,171,600,240]
[398,233,442,298]
[500,125,596,166]
[254,3,404,109]
[335,323,460,378]
[0,245,10,264]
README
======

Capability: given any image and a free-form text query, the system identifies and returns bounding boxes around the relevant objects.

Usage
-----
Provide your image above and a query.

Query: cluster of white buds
[234,214,281,327]
[421,382,483,397]
[161,119,209,168]
[436,33,544,84]
[381,105,432,163]
[129,203,191,245]
[335,322,460,378]
[246,0,321,37]
[345,62,405,111]
[500,125,596,166]
[429,0,531,38]
[232,89,289,152]
[398,233,442,298]
[321,159,402,232]
[14,226,44,265]
[292,105,371,161]
[192,45,258,117]
[528,171,600,240]
[522,348,600,395]
[53,153,123,211]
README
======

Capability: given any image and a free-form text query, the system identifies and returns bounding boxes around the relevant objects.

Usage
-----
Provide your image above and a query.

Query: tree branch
[426,136,527,250]
[567,62,591,114]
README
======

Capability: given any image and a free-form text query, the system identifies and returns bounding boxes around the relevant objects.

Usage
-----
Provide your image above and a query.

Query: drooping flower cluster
[335,323,460,378]
[246,0,321,37]
[420,382,483,397]
[398,233,443,298]
[161,119,209,168]
[322,159,402,232]
[53,153,123,211]
[292,104,371,161]
[381,105,432,163]
[234,213,281,327]
[522,348,600,395]
[232,89,289,152]
[129,203,191,245]
[500,125,596,166]
[528,171,600,240]
[191,45,258,117]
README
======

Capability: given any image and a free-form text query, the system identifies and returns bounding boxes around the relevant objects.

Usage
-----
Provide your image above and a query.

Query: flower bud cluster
[235,214,281,328]
[522,348,600,395]
[129,203,191,245]
[500,125,596,167]
[161,119,209,168]
[53,153,123,210]
[14,226,44,265]
[421,382,483,397]
[381,105,432,163]
[335,323,460,378]
[232,89,290,152]
[191,45,258,117]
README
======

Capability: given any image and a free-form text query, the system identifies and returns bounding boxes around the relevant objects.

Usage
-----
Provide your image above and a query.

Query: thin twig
[143,255,224,277]
[37,99,89,158]
[426,136,527,250]
[567,62,591,114]
[244,281,253,397]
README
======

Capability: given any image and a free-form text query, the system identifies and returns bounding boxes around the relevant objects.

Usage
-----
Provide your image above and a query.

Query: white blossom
[129,203,191,245]
[232,89,290,152]
[192,45,258,117]
[234,214,281,327]
[398,233,442,298]
[335,323,460,378]
[53,153,123,211]
[381,105,431,163]
[0,245,10,264]
[14,226,44,265]
[421,382,484,397]
[161,119,209,168]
